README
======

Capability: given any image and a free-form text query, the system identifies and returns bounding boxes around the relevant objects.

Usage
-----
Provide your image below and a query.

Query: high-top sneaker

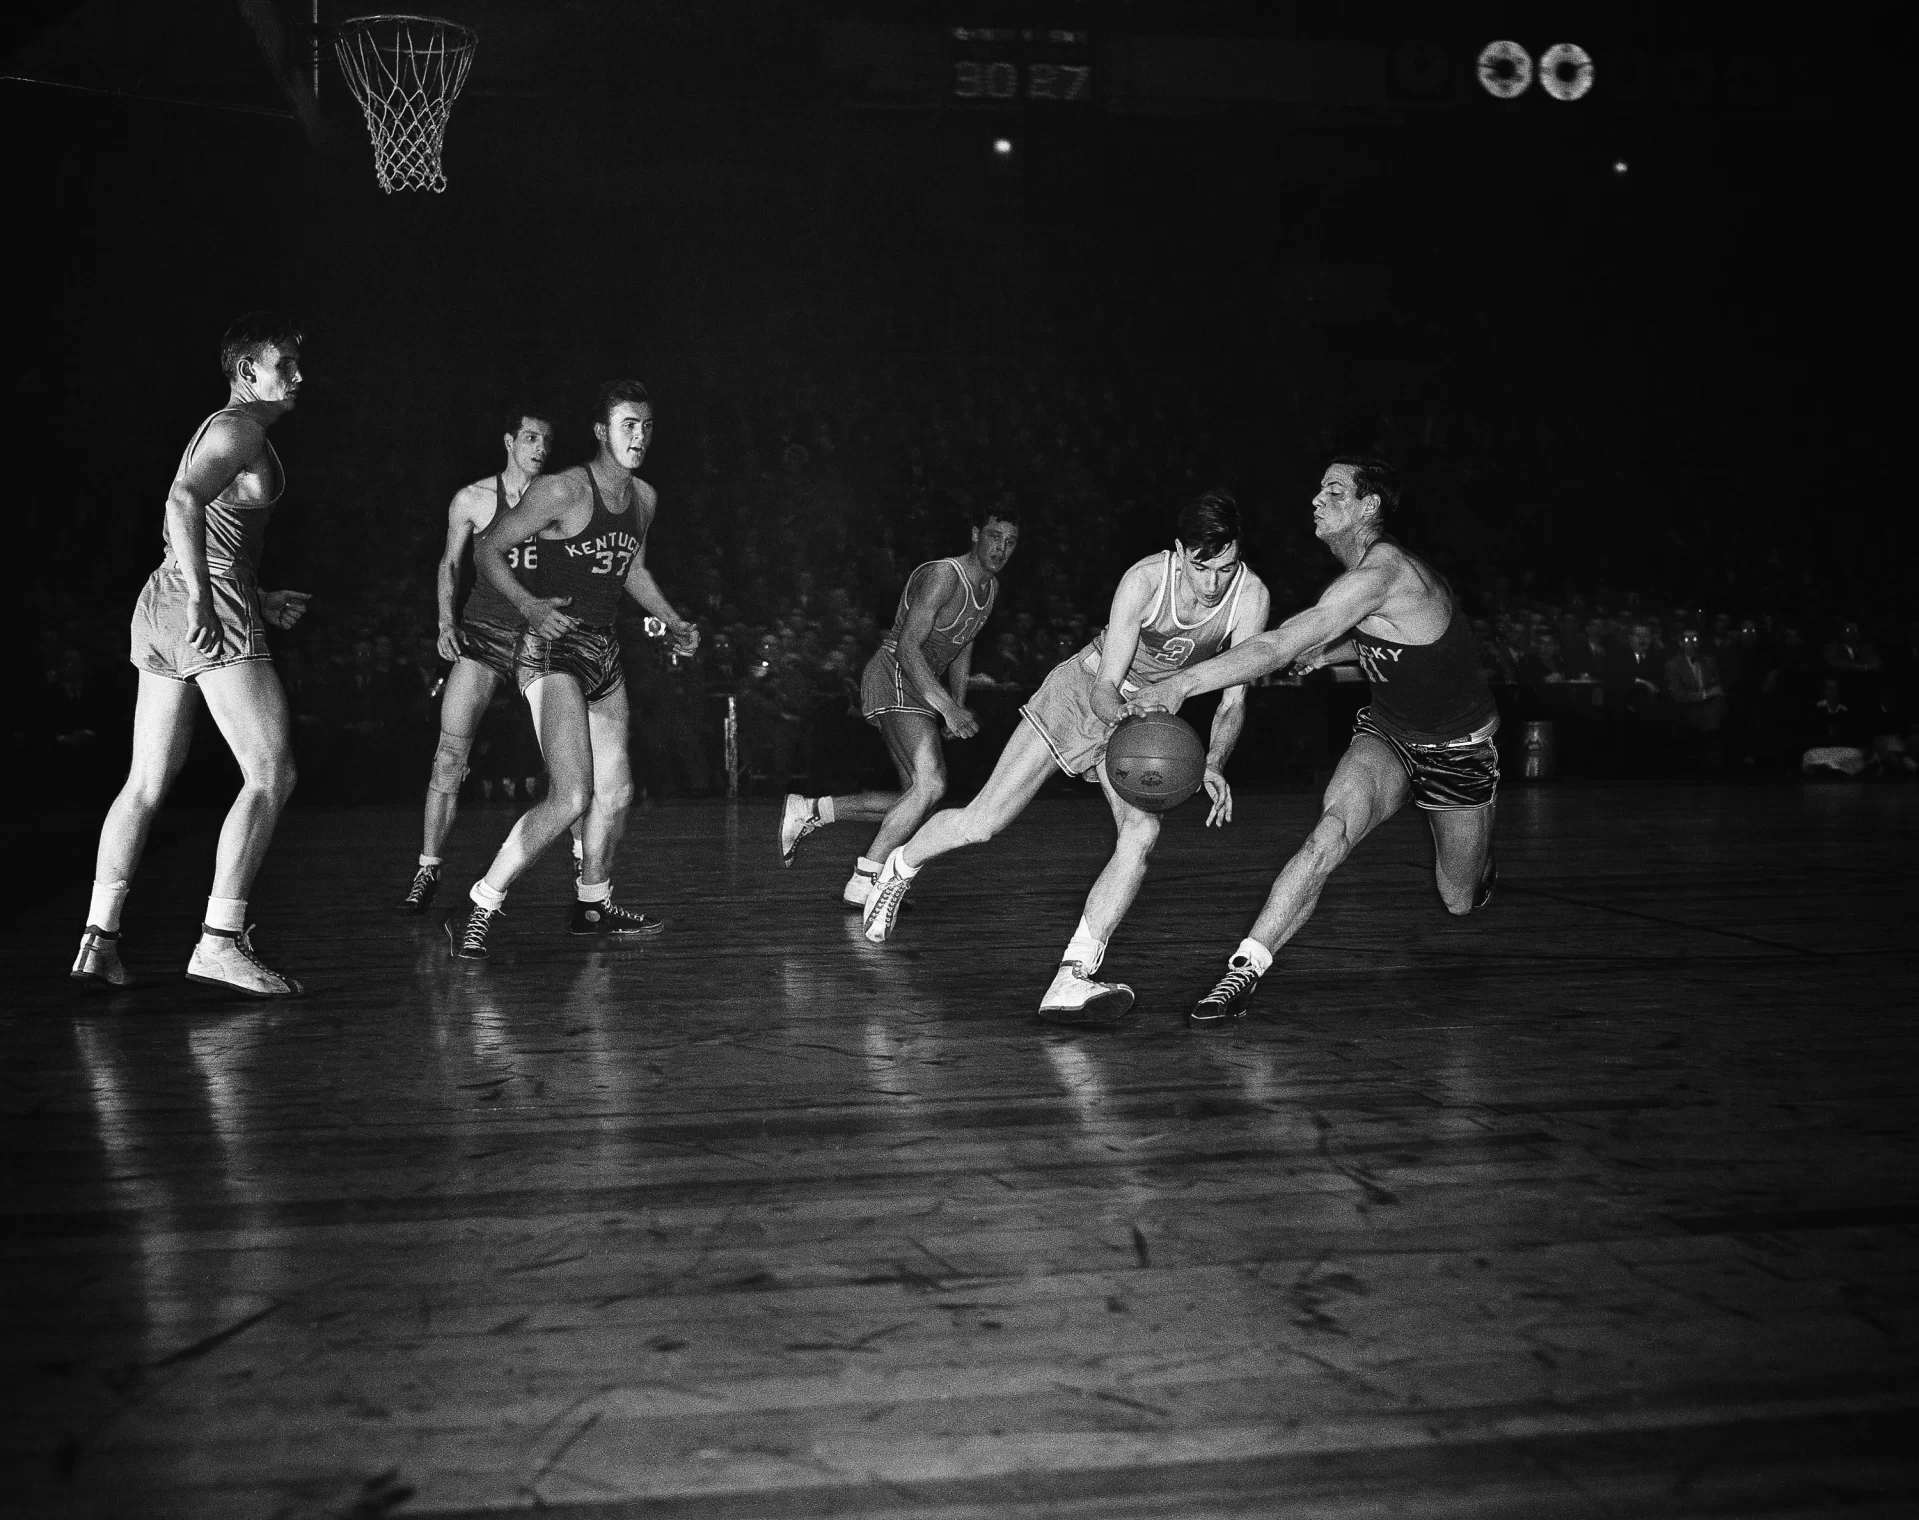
[1037,961,1136,1026]
[569,897,665,937]
[186,925,303,998]
[397,863,440,915]
[70,926,134,988]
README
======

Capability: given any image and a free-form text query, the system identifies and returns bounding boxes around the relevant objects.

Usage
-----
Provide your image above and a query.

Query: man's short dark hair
[1329,454,1400,519]
[596,379,651,429]
[220,311,304,384]
[1176,488,1240,560]
[974,499,1020,530]
[505,405,555,436]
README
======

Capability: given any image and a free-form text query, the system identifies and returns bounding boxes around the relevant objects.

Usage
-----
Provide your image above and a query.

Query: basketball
[1105,712,1208,812]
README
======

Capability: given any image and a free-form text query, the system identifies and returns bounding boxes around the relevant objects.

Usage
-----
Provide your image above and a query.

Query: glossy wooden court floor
[4,783,1915,1519]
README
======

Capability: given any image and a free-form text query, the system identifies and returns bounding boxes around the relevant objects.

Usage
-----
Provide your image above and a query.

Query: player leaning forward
[72,312,313,995]
[780,503,1019,907]
[1139,457,1499,1025]
[446,381,698,959]
[862,490,1270,1024]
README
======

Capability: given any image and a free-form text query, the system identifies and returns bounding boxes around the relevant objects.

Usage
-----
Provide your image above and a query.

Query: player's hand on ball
[1129,680,1186,716]
[944,705,981,740]
[1203,766,1233,827]
[263,590,312,630]
[436,621,462,662]
[525,596,578,639]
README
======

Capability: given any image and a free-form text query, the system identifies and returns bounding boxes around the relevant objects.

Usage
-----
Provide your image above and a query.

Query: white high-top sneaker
[186,925,303,998]
[842,867,877,908]
[780,794,823,867]
[71,926,134,988]
[1037,960,1135,1026]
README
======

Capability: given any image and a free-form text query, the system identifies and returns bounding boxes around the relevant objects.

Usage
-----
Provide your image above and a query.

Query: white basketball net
[335,14,477,193]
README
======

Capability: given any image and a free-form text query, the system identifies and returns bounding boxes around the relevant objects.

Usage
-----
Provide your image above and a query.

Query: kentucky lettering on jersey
[562,530,642,579]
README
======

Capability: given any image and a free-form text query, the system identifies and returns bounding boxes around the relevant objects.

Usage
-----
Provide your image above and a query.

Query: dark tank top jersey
[1352,592,1497,744]
[538,469,646,629]
[462,475,545,625]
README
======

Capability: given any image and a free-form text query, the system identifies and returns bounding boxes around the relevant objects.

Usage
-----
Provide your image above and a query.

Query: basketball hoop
[334,14,476,193]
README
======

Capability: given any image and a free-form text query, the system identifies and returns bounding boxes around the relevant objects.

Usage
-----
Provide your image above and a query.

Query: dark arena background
[5,2,1914,1516]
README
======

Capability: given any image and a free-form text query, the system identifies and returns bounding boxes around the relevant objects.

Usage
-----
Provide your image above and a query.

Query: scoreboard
[947,27,1094,105]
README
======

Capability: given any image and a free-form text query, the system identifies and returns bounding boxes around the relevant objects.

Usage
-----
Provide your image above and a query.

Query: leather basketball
[1105,712,1207,812]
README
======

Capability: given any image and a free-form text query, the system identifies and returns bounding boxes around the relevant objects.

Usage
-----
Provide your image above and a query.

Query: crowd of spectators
[19,350,1915,806]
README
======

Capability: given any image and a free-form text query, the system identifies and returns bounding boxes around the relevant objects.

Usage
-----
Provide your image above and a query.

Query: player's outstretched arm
[169,414,268,656]
[1196,577,1272,827]
[1090,559,1161,726]
[1141,565,1393,711]
[474,475,577,637]
[895,561,975,737]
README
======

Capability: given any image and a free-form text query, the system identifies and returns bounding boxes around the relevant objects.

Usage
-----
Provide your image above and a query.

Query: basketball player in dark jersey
[71,313,313,996]
[863,490,1270,1026]
[779,505,1019,908]
[1135,457,1499,1024]
[396,407,555,913]
[445,381,698,959]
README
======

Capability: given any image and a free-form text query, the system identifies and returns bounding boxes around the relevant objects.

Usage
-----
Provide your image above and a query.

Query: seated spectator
[1823,620,1882,675]
[1868,684,1916,775]
[1665,629,1728,770]
[1566,617,1611,682]
[1521,630,1568,686]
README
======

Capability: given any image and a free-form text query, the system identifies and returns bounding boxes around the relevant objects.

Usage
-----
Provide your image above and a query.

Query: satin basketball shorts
[1352,706,1500,810]
[456,613,526,684]
[517,623,624,705]
[129,564,271,682]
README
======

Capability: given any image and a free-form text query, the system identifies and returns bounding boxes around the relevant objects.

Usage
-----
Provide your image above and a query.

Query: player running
[446,381,698,959]
[780,505,1019,908]
[861,490,1269,1025]
[1133,457,1499,1025]
[397,406,556,914]
[72,312,313,996]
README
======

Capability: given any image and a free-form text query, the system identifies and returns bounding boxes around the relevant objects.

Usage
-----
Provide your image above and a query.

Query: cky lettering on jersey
[1354,640,1403,684]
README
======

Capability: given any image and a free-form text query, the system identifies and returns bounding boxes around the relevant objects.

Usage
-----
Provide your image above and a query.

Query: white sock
[1063,917,1105,974]
[471,879,506,912]
[854,855,881,876]
[571,836,583,860]
[88,880,129,934]
[1230,938,1273,975]
[886,847,920,881]
[816,796,836,824]
[418,854,441,869]
[577,879,611,903]
[205,896,247,934]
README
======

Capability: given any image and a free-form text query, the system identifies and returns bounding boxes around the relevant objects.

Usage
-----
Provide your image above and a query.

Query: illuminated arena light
[992,137,1013,155]
[1540,43,1595,102]
[1476,40,1532,99]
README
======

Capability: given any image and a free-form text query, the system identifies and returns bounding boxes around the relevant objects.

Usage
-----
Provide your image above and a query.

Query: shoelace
[460,910,493,951]
[407,866,436,897]
[869,875,909,930]
[1202,967,1258,1006]
[230,926,287,985]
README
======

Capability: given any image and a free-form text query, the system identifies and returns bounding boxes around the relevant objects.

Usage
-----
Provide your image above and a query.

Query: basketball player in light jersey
[863,490,1270,1026]
[1133,457,1499,1024]
[446,381,698,959]
[396,406,557,913]
[780,504,1020,908]
[71,313,313,996]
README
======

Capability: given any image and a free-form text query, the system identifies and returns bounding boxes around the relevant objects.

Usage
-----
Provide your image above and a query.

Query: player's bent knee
[551,781,594,820]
